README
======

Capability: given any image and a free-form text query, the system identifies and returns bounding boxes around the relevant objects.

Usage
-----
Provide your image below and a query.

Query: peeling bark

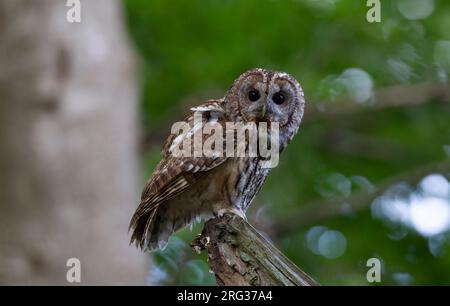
[191,214,318,286]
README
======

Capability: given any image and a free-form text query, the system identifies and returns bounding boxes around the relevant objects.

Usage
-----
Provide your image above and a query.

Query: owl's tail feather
[129,206,193,252]
[128,209,153,248]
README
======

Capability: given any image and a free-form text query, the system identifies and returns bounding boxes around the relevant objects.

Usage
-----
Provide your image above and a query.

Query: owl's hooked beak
[260,104,266,119]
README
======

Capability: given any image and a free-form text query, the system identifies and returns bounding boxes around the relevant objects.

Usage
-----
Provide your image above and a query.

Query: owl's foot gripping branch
[190,213,319,286]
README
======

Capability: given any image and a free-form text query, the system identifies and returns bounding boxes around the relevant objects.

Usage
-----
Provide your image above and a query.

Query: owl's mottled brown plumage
[129,68,305,251]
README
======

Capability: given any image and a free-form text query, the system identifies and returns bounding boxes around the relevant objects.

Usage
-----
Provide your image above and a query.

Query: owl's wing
[129,100,229,247]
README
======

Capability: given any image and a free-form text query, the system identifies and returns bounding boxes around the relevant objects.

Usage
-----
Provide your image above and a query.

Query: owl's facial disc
[228,69,303,132]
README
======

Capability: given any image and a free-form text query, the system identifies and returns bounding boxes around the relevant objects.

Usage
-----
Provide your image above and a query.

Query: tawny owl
[129,68,305,251]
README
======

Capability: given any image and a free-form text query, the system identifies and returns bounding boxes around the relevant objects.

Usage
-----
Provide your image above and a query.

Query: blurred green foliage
[124,0,450,285]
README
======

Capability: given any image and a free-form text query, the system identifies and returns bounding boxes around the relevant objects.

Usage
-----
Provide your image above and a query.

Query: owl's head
[224,68,305,146]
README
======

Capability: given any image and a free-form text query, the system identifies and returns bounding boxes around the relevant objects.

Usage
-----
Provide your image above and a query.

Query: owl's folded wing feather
[129,100,228,248]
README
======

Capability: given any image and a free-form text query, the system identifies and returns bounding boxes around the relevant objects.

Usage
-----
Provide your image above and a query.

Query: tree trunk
[0,0,146,284]
[191,214,318,286]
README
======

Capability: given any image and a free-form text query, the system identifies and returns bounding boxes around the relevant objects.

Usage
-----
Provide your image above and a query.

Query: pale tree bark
[0,0,146,284]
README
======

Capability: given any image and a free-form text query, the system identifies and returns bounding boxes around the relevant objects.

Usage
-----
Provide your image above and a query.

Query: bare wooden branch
[191,213,318,286]
[305,81,450,121]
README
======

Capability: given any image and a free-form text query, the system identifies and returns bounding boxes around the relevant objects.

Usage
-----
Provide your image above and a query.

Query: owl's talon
[215,208,247,220]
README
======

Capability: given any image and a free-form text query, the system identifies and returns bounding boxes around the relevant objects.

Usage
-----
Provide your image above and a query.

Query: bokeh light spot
[397,0,434,20]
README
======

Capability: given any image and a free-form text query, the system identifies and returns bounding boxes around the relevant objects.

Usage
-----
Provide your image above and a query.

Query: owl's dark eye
[248,90,260,102]
[272,92,286,105]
